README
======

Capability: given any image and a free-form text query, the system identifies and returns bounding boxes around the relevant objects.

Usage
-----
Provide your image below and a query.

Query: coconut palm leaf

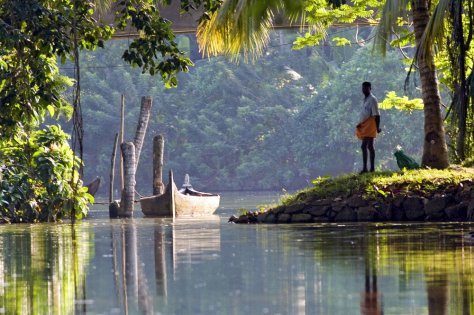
[197,0,306,61]
[373,0,411,55]
[418,0,451,61]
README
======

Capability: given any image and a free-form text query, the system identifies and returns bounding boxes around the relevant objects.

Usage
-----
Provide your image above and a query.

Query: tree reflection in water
[0,224,92,314]
[5,219,474,314]
[110,220,155,315]
[108,216,221,315]
[263,223,474,315]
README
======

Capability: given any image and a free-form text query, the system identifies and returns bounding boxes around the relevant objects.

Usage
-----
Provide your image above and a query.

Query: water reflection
[0,223,92,314]
[110,221,155,315]
[3,211,474,314]
[154,226,167,298]
[361,238,382,315]
[106,216,221,314]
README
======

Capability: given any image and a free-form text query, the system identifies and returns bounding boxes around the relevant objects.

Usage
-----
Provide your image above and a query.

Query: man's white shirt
[359,93,380,124]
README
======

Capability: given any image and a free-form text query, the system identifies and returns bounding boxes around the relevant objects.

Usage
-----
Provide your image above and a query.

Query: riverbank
[229,166,474,223]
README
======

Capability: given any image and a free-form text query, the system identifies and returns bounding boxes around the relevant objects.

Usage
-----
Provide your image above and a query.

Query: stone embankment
[230,181,474,224]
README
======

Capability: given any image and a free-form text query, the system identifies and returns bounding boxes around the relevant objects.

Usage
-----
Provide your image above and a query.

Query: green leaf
[332,37,352,46]
[46,105,55,117]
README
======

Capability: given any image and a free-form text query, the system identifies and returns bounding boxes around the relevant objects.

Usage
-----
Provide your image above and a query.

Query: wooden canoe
[140,171,220,217]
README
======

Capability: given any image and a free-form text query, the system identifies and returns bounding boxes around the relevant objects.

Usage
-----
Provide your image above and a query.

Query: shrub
[0,125,93,222]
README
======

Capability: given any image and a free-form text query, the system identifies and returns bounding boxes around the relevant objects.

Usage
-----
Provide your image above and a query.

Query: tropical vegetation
[1,0,473,221]
[0,0,203,221]
[0,125,93,222]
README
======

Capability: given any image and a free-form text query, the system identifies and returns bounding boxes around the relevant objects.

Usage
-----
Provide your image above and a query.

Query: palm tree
[418,0,473,161]
[379,0,474,165]
[405,0,449,168]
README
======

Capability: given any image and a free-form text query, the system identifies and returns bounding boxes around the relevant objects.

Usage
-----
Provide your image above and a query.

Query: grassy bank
[229,166,474,223]
[280,166,474,207]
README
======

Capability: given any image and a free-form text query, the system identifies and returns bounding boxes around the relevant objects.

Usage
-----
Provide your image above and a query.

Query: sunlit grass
[280,166,474,205]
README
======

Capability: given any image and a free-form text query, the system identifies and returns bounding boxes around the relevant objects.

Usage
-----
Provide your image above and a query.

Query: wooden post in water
[169,170,176,222]
[153,135,165,195]
[118,142,136,217]
[109,132,119,203]
[120,95,125,191]
[133,96,152,170]
[109,133,120,218]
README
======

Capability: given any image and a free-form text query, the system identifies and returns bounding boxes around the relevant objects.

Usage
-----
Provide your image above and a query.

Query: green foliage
[0,0,112,138]
[117,0,193,87]
[379,91,424,111]
[0,0,204,221]
[389,28,415,48]
[332,37,352,46]
[179,0,223,21]
[197,0,305,60]
[293,0,381,49]
[369,0,474,161]
[0,125,93,223]
[238,208,250,215]
[0,0,192,138]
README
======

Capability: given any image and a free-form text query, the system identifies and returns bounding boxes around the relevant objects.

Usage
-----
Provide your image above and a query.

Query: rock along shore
[229,180,474,224]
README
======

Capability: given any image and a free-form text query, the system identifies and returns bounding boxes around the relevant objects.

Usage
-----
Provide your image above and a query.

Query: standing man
[356,82,381,173]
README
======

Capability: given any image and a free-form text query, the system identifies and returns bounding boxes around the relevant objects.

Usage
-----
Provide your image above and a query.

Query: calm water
[1,191,474,314]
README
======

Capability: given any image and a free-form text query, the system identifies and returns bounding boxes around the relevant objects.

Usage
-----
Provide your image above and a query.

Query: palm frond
[417,0,451,61]
[374,0,411,55]
[197,0,305,61]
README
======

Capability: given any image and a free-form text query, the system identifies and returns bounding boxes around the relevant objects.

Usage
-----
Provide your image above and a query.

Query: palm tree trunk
[412,0,450,168]
[119,142,136,217]
[133,96,152,170]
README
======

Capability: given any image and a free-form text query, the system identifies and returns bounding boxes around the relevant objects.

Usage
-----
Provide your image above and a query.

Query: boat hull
[140,173,220,217]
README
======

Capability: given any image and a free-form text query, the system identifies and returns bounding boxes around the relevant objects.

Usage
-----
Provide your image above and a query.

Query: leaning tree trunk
[412,0,450,168]
[134,96,153,170]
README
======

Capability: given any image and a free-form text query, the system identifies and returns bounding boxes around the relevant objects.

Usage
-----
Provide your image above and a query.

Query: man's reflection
[360,254,383,315]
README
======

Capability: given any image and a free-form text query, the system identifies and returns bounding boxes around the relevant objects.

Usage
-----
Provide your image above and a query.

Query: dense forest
[64,29,426,196]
